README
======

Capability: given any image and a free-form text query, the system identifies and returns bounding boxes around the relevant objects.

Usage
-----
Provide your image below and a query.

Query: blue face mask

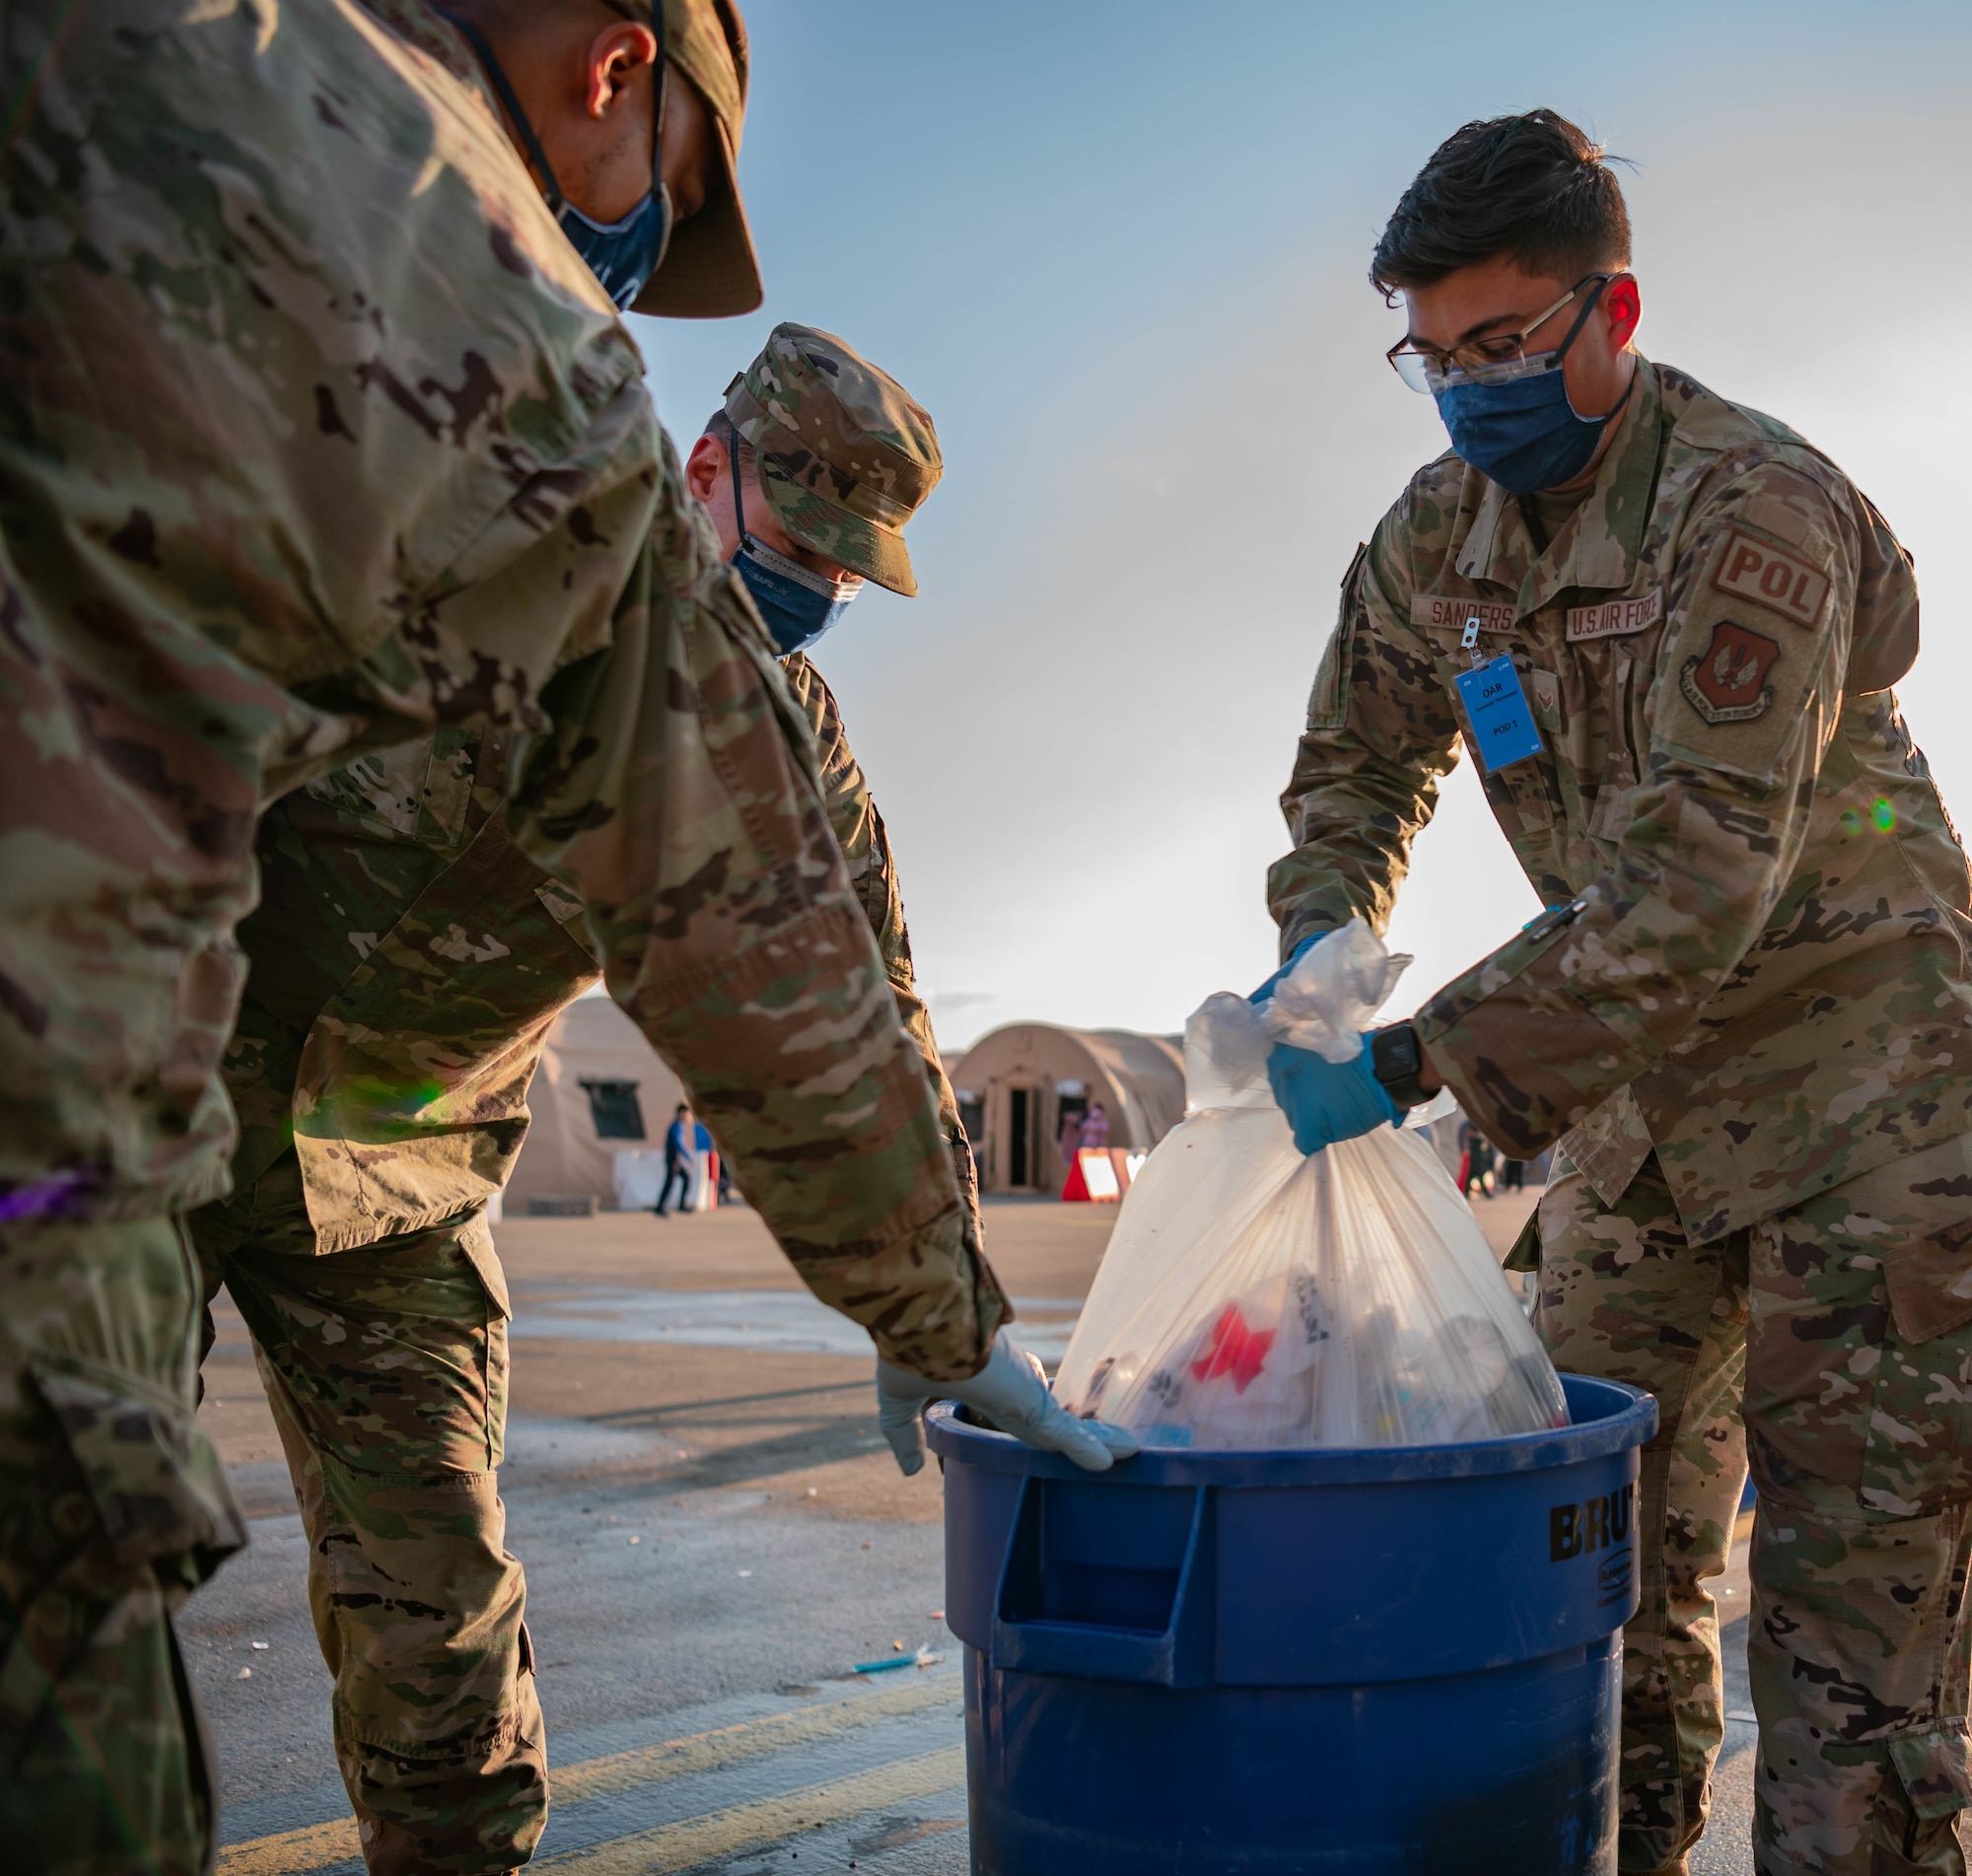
[728,433,859,656]
[441,9,672,312]
[557,190,672,312]
[1428,277,1629,495]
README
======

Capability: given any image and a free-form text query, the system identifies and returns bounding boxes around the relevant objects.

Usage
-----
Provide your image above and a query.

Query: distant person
[1080,1103,1111,1150]
[1058,1106,1088,1175]
[656,1104,695,1217]
[1458,1121,1495,1199]
[1500,1157,1526,1193]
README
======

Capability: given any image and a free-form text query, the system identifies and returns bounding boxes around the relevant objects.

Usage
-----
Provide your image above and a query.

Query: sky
[629,0,1972,1054]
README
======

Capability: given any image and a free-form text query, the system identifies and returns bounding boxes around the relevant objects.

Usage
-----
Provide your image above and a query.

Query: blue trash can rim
[925,1372,1655,1486]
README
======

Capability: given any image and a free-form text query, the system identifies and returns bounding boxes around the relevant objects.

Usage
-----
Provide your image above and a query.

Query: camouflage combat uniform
[188,327,976,1869]
[0,7,997,1873]
[1269,358,1972,1874]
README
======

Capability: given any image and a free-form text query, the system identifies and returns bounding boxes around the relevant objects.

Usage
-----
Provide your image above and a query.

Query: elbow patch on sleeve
[1658,504,1847,784]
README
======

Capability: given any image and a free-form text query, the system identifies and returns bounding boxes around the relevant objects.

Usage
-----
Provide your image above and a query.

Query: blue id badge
[1455,655,1544,773]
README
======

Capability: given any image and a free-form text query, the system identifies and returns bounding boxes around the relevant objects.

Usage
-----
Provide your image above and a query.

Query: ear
[1604,273,1642,350]
[684,432,725,504]
[584,20,658,119]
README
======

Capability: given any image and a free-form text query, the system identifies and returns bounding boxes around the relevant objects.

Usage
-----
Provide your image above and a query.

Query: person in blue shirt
[655,1102,694,1217]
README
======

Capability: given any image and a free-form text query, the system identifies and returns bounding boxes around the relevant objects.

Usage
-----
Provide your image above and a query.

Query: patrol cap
[607,0,763,317]
[724,323,942,596]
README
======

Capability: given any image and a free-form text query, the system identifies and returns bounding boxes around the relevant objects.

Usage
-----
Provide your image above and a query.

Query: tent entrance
[1008,1086,1039,1189]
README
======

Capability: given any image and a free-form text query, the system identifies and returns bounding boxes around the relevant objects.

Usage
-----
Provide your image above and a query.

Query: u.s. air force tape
[1565,590,1662,643]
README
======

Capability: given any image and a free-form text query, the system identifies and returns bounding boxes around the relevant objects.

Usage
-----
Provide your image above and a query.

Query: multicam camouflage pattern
[195,1200,537,1876]
[1,0,985,1358]
[222,730,600,1254]
[1269,358,1972,1246]
[195,654,985,1870]
[1,0,978,1861]
[0,1216,247,1876]
[724,324,943,596]
[1536,1156,1749,1870]
[781,654,984,1254]
[218,660,986,1266]
[1538,1136,1972,1872]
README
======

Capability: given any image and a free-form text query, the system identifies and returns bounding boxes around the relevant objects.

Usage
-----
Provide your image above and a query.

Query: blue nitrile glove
[1249,932,1324,1007]
[877,1331,1140,1477]
[1265,1034,1404,1154]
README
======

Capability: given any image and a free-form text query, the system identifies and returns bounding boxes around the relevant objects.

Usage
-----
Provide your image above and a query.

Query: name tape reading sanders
[1566,590,1663,643]
[1411,595,1518,636]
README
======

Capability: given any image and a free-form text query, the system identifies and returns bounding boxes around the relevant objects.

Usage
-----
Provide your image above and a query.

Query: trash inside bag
[1054,921,1568,1449]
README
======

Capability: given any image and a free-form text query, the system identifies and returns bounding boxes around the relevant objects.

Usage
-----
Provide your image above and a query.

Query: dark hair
[1371,110,1631,302]
[701,408,756,477]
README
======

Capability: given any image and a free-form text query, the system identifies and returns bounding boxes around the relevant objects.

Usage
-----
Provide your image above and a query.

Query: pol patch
[1680,619,1781,724]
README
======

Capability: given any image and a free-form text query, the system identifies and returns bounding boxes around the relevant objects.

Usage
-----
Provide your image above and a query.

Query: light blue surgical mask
[442,9,672,311]
[729,433,860,657]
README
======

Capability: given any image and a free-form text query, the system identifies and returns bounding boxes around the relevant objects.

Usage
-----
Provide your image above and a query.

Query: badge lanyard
[1452,614,1543,774]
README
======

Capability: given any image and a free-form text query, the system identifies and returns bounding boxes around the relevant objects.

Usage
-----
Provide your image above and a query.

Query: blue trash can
[926,1373,1655,1876]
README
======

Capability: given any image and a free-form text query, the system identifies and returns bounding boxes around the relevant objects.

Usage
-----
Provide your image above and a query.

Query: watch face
[1374,1025,1420,1081]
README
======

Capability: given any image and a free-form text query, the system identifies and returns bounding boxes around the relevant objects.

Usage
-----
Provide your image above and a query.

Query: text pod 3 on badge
[1679,619,1781,724]
[1566,590,1662,643]
[1710,529,1829,628]
[1410,594,1517,635]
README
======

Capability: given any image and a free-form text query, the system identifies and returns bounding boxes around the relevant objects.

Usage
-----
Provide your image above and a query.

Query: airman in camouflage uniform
[0,3,1002,1872]
[1270,118,1972,1874]
[694,324,976,1226]
[191,324,972,1871]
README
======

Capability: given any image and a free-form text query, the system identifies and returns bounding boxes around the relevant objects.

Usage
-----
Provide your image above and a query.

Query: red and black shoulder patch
[1678,619,1781,724]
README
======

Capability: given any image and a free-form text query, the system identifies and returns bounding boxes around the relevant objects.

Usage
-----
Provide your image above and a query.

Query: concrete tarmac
[188,1189,1775,1875]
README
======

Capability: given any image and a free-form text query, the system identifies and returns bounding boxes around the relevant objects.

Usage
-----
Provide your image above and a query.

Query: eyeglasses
[1386,274,1614,394]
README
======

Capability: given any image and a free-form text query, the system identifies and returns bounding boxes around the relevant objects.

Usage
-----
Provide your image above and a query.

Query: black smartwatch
[1370,1021,1434,1113]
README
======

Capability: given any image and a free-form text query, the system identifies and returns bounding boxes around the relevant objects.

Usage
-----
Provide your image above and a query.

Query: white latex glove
[877,1330,1141,1477]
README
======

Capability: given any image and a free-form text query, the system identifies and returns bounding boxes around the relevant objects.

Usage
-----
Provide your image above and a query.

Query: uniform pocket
[1884,1217,1972,1347]
[1837,1142,1972,1516]
[1889,1718,1972,1822]
[457,1213,513,1322]
[303,730,481,848]
[29,1353,247,1575]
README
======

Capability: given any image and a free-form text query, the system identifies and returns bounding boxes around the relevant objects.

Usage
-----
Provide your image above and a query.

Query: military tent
[949,1023,1187,1196]
[504,995,688,1214]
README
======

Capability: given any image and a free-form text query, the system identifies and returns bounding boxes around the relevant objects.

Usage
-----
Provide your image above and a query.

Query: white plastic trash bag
[1053,921,1567,1449]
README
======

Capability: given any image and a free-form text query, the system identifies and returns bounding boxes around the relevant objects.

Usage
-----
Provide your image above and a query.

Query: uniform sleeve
[500,442,1003,1380]
[1416,463,1860,1159]
[780,657,992,1278]
[1266,527,1467,959]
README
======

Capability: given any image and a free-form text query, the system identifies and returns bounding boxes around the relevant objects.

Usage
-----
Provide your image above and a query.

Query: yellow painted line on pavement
[218,1819,365,1876]
[555,1670,955,1803]
[216,1670,959,1876]
[537,1744,967,1874]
